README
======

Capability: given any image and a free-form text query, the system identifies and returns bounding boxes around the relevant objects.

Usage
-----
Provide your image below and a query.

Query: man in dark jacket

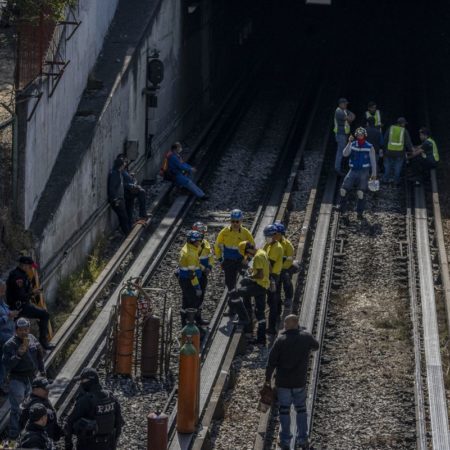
[64,368,123,450]
[6,256,53,350]
[265,315,319,450]
[20,377,63,442]
[3,318,45,439]
[16,403,55,449]
[107,158,131,235]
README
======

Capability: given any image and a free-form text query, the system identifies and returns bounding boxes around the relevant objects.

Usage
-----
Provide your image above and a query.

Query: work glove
[195,289,203,298]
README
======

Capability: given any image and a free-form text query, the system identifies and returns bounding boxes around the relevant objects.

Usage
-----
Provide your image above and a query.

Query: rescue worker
[273,222,295,310]
[16,403,55,450]
[116,154,148,225]
[366,116,384,175]
[6,256,54,350]
[3,318,45,440]
[383,117,413,186]
[107,158,131,235]
[215,210,255,316]
[333,98,356,176]
[64,367,123,450]
[192,222,213,324]
[265,315,319,450]
[20,377,63,442]
[365,101,383,130]
[228,241,270,344]
[0,279,18,393]
[338,127,377,221]
[177,230,206,327]
[263,225,284,335]
[406,127,439,184]
[167,142,208,199]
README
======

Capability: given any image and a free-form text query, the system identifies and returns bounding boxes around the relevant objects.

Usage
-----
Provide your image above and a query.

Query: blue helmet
[263,224,278,237]
[230,209,243,220]
[187,230,203,243]
[273,221,286,235]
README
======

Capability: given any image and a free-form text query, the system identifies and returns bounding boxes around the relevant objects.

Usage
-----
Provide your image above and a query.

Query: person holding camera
[6,256,53,350]
[107,158,131,235]
[2,318,45,440]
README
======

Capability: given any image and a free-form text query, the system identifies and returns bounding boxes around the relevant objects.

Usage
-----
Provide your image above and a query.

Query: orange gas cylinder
[181,309,200,422]
[176,337,199,433]
[141,313,160,377]
[147,411,168,450]
[115,286,138,375]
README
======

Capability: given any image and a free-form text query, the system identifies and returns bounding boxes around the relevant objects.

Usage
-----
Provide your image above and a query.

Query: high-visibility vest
[427,137,440,162]
[365,110,381,127]
[387,125,405,151]
[333,108,350,135]
[348,141,372,170]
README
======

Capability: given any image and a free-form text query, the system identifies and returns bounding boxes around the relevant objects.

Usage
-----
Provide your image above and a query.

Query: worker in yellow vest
[382,117,413,186]
[333,98,355,176]
[406,127,439,185]
[365,101,383,130]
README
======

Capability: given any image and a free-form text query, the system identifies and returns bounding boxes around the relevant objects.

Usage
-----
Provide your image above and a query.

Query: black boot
[195,310,210,326]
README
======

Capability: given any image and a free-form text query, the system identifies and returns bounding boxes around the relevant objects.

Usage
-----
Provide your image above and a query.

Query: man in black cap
[20,377,63,442]
[64,367,123,450]
[16,403,55,449]
[3,318,45,440]
[6,256,54,350]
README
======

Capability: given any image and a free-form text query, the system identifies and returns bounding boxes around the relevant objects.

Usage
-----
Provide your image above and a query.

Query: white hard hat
[368,179,380,192]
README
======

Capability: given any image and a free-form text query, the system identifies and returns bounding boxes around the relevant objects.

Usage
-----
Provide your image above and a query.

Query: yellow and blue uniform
[215,226,255,261]
[178,242,203,288]
[278,236,295,306]
[215,226,255,291]
[198,238,214,302]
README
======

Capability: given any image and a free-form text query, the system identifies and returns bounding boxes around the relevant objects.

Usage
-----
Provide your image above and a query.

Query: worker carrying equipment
[228,241,270,344]
[215,210,255,293]
[64,368,123,450]
[338,128,377,221]
[263,225,284,334]
[178,231,207,328]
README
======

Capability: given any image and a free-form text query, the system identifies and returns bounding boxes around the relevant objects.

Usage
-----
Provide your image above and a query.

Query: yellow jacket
[179,243,203,287]
[199,239,214,270]
[215,226,255,260]
[263,240,283,275]
[251,249,270,289]
[280,237,294,270]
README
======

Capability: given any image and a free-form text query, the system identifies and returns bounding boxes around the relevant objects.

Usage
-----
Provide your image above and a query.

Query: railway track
[0,61,318,449]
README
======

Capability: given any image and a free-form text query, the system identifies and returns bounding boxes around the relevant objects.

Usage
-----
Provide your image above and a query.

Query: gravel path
[312,186,416,449]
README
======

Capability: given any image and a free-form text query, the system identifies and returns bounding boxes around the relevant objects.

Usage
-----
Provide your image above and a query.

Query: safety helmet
[354,127,367,138]
[186,230,203,243]
[238,241,255,257]
[273,221,286,235]
[263,224,278,237]
[368,179,380,192]
[192,221,207,234]
[230,209,243,221]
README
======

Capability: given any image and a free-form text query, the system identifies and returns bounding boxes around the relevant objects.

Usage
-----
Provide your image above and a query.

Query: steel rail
[0,67,258,434]
[167,80,311,450]
[414,185,450,449]
[405,183,427,450]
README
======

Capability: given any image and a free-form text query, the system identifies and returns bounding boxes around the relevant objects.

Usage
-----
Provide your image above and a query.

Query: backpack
[160,151,174,181]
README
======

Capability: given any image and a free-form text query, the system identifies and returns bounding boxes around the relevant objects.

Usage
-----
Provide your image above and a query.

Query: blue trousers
[174,174,205,198]
[383,156,404,184]
[277,387,308,447]
[9,378,31,438]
